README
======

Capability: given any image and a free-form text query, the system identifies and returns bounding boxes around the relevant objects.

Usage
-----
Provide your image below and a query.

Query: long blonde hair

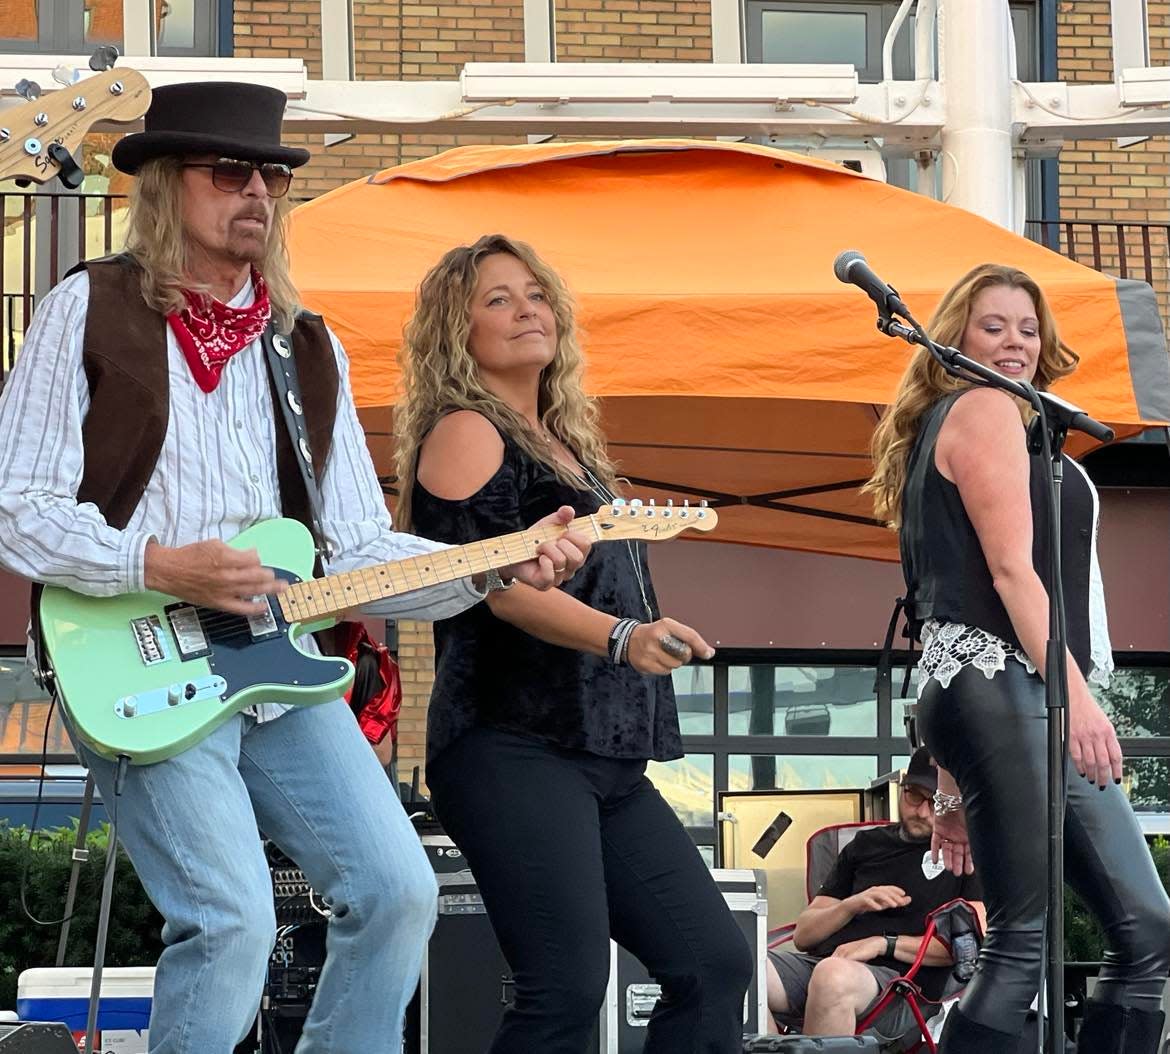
[395,234,616,530]
[123,156,301,332]
[865,263,1079,528]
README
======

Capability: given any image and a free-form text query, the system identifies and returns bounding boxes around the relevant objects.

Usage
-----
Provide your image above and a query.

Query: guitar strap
[261,319,403,745]
[261,319,332,565]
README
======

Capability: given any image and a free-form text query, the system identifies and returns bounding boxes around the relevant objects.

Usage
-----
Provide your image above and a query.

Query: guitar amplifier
[404,870,604,1054]
[0,1022,78,1053]
[604,869,768,1053]
[230,844,329,1054]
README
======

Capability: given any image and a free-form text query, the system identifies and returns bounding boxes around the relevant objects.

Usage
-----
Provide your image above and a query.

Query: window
[0,0,224,56]
[1096,666,1170,817]
[743,1,1049,213]
[745,1,1039,85]
[648,651,1170,855]
[747,3,888,81]
[646,651,915,855]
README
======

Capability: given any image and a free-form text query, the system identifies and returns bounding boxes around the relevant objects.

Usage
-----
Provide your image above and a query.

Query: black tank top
[900,392,1094,674]
[410,428,684,768]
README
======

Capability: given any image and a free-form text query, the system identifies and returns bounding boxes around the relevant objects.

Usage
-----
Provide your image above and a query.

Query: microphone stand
[874,310,1113,1054]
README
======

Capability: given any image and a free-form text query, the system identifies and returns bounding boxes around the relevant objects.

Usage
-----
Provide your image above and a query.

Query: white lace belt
[917,620,1036,697]
[917,619,1111,696]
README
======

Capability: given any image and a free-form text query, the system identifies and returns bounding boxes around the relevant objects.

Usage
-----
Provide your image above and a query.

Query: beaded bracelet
[608,618,641,666]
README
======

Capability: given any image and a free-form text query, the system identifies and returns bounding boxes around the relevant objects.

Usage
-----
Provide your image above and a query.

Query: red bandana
[167,270,272,393]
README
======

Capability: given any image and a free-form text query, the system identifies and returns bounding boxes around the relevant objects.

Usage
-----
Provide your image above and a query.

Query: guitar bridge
[129,615,172,667]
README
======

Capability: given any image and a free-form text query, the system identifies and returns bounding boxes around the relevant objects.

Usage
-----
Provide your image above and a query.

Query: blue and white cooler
[16,966,154,1052]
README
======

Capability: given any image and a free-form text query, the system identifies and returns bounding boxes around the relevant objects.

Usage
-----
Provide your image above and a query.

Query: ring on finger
[659,634,690,659]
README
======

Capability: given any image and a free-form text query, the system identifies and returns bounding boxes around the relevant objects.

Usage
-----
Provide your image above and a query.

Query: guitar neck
[278,513,604,623]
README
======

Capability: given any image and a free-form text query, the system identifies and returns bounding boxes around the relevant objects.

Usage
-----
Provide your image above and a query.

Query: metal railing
[1,190,128,387]
[1025,218,1170,320]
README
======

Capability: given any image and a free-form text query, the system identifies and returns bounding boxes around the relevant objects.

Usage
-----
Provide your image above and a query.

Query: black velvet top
[411,429,684,769]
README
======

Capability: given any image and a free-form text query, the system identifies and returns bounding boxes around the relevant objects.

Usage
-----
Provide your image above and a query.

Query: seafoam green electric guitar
[38,501,717,765]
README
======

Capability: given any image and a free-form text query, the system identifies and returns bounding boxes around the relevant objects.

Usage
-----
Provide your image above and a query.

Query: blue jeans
[76,699,438,1053]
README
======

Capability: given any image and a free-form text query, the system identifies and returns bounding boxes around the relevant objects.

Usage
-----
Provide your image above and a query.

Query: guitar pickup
[246,596,279,640]
[166,604,210,659]
[129,615,171,667]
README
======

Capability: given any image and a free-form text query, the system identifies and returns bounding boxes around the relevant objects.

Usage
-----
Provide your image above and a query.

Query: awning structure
[289,139,1170,561]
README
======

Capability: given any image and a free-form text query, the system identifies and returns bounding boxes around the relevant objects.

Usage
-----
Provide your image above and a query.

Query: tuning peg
[698,499,708,517]
[47,143,85,189]
[610,498,626,516]
[630,498,643,508]
[52,64,80,87]
[89,45,120,72]
[664,499,673,517]
[681,499,690,517]
[647,499,656,516]
[15,79,41,101]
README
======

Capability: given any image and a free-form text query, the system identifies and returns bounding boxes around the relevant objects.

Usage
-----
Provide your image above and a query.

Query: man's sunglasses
[899,781,932,807]
[182,158,293,198]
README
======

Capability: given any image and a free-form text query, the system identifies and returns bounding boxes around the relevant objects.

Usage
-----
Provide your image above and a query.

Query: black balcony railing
[1,190,128,387]
[1025,219,1170,318]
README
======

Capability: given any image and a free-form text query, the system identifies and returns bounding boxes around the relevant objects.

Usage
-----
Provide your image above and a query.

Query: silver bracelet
[482,568,515,594]
[933,790,964,816]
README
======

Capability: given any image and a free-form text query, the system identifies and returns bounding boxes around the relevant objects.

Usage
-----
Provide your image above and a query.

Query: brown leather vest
[74,254,339,534]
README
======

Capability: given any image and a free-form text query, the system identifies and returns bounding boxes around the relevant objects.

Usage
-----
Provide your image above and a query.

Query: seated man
[767,748,985,1037]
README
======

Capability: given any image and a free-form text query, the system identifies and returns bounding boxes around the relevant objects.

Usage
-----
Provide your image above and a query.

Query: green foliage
[1064,837,1170,961]
[0,821,164,1011]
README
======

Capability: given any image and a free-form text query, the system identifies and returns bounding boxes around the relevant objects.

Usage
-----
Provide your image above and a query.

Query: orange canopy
[289,139,1170,561]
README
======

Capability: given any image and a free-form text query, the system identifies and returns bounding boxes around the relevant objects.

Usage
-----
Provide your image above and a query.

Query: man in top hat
[766,748,986,1037]
[0,82,590,1053]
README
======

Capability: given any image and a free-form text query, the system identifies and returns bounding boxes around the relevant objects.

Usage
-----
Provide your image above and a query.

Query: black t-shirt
[811,825,983,996]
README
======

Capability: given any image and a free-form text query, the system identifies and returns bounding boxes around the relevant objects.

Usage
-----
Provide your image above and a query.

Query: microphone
[833,250,912,319]
[1036,391,1116,443]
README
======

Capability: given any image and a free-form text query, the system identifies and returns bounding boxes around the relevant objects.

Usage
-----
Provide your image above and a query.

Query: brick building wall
[1055,0,1170,317]
[555,0,712,61]
[234,0,527,198]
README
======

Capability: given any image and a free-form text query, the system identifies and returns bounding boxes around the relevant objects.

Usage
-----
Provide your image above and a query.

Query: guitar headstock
[1,67,150,186]
[593,499,718,541]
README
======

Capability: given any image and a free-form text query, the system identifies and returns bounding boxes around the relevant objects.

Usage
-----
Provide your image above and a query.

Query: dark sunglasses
[182,158,293,198]
[899,781,932,807]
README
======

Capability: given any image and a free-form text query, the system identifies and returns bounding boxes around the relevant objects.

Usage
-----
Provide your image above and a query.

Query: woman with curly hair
[396,234,753,1054]
[867,263,1170,1053]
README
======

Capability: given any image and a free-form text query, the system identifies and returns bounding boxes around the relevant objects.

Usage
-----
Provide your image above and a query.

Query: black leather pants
[918,660,1170,1037]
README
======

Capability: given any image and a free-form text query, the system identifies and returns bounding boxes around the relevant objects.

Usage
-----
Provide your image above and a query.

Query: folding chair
[767,822,985,1054]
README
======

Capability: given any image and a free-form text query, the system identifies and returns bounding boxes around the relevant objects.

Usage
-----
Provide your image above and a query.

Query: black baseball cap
[902,746,938,793]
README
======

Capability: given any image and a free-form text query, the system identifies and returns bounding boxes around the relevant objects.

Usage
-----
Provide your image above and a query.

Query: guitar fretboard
[277,513,603,623]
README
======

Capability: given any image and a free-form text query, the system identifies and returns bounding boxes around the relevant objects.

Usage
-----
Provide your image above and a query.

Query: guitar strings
[185,509,616,634]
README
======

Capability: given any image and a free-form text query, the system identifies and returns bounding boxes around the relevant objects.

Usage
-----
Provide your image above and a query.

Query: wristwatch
[884,933,898,959]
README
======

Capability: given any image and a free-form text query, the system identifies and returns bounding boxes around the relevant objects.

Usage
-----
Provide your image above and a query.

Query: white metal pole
[938,0,1014,227]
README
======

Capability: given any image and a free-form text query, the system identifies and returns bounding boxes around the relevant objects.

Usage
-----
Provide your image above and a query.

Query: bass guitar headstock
[1,51,150,188]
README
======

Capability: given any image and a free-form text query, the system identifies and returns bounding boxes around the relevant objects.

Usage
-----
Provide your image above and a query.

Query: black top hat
[902,746,938,793]
[112,82,310,175]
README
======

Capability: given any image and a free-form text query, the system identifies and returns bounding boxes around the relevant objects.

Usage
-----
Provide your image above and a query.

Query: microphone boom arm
[875,316,1115,444]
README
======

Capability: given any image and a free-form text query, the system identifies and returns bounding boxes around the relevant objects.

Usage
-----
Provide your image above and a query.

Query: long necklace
[577,463,654,622]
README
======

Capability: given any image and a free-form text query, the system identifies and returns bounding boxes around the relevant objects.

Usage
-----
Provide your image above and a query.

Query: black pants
[426,727,754,1054]
[918,661,1170,1036]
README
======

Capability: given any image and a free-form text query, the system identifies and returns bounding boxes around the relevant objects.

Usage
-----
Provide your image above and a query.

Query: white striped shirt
[0,271,482,720]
